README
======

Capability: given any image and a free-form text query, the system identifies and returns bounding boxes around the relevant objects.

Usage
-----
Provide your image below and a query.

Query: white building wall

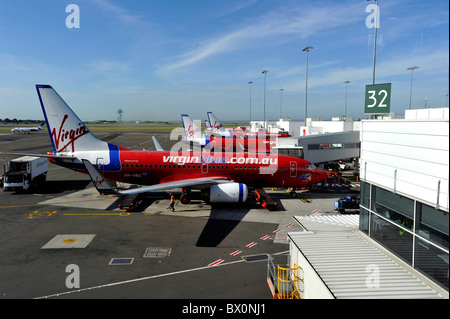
[405,107,449,120]
[360,119,449,211]
[275,119,302,136]
[289,235,335,299]
[251,119,359,137]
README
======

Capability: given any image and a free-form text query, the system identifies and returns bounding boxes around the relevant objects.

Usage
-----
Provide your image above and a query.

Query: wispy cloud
[92,0,153,29]
[85,60,130,73]
[157,2,362,74]
[280,49,448,92]
[213,0,260,19]
[0,53,53,73]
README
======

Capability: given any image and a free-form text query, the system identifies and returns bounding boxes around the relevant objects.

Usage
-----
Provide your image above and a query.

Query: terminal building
[271,107,448,299]
[251,118,361,163]
[251,117,359,138]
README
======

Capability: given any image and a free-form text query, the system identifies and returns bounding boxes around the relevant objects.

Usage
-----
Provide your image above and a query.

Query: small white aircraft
[11,122,45,134]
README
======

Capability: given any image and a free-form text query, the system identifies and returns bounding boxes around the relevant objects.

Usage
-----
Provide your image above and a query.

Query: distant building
[250,117,360,137]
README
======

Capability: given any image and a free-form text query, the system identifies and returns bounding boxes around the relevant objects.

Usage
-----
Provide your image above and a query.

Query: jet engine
[207,183,248,203]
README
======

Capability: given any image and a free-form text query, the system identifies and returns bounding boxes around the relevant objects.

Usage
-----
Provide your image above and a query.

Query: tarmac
[0,128,359,300]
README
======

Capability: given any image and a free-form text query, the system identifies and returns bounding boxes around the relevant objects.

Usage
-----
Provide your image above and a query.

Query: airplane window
[168,165,171,168]
[159,165,162,168]
[235,166,238,170]
[212,166,215,169]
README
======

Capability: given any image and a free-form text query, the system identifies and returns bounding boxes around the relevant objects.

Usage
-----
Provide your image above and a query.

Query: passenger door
[290,161,297,178]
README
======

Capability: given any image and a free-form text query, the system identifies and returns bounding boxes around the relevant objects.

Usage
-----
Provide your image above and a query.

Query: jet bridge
[297,131,360,164]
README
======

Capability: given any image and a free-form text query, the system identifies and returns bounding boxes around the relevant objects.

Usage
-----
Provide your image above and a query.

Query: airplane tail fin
[207,112,231,137]
[181,114,204,143]
[36,85,109,153]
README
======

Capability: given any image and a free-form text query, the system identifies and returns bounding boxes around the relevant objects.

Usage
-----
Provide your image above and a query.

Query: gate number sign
[365,83,391,115]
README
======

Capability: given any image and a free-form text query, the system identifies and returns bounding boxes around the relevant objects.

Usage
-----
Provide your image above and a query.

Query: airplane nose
[311,169,329,184]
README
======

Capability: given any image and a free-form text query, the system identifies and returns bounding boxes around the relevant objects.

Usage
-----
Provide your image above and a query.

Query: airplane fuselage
[231,129,291,138]
[51,149,327,190]
[208,135,275,152]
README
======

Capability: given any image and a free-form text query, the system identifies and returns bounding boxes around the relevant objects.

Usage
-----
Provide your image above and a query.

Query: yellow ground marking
[142,211,162,216]
[63,238,78,244]
[0,196,117,209]
[63,212,130,216]
[26,211,57,219]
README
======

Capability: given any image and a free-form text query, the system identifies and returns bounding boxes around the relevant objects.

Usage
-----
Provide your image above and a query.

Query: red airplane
[182,114,276,153]
[13,85,328,204]
[207,112,291,138]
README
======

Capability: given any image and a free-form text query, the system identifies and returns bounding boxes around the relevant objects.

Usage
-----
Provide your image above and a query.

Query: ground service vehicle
[2,156,48,191]
[334,195,360,213]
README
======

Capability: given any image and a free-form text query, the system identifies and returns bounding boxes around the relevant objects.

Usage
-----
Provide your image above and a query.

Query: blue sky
[0,0,448,122]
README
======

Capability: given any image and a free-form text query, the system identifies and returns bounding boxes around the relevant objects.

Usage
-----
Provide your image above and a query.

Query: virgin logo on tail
[52,114,90,152]
[186,125,199,139]
[94,176,105,187]
[212,121,222,132]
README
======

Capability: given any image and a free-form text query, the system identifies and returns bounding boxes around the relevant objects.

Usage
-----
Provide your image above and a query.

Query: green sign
[365,83,391,115]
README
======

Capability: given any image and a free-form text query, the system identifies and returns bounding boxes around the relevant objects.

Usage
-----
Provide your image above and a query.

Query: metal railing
[267,254,303,299]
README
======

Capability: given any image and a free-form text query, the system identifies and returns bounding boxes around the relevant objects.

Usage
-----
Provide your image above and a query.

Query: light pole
[262,70,268,129]
[368,0,379,85]
[279,89,284,119]
[302,46,313,126]
[343,81,350,119]
[248,81,253,123]
[407,66,418,109]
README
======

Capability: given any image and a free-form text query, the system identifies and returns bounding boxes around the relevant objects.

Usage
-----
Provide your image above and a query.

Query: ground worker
[168,193,176,212]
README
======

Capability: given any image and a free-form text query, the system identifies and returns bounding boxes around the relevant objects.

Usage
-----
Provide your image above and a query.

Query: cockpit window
[305,164,316,170]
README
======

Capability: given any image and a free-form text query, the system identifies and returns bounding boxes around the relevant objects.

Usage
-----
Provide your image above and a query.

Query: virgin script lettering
[52,114,90,152]
[186,125,199,139]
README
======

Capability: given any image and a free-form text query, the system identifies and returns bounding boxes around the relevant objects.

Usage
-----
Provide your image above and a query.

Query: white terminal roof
[289,215,448,299]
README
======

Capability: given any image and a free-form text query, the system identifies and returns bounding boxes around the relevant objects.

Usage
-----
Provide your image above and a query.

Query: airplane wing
[119,176,231,195]
[152,136,164,151]
[81,159,232,196]
[0,152,77,159]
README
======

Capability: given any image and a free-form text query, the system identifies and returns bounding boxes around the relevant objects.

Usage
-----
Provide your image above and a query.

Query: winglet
[82,159,118,195]
[152,136,164,151]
